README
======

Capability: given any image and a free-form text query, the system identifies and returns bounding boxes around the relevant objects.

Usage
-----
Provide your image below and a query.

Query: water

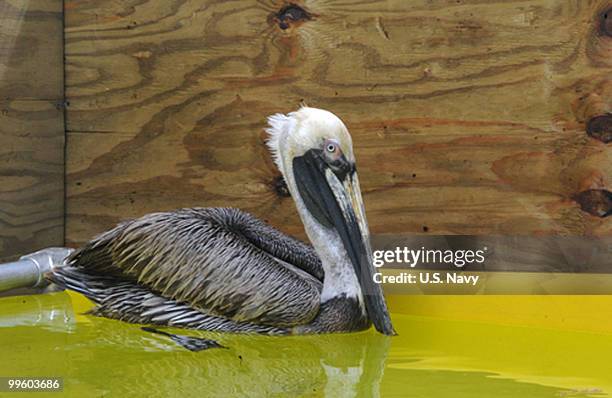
[0,292,610,397]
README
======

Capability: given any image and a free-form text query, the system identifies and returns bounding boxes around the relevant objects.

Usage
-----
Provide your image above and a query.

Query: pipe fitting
[0,247,73,294]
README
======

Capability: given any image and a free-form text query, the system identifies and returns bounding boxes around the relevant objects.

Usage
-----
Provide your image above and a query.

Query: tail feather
[46,267,287,335]
[47,267,105,303]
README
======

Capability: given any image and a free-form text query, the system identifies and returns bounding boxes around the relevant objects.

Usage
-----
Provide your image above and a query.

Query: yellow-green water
[0,292,610,397]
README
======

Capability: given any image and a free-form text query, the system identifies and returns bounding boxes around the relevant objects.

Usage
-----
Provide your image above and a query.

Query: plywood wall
[0,0,65,260]
[64,0,611,246]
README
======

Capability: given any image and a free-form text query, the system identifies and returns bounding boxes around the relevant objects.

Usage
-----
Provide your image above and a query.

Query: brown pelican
[48,107,396,337]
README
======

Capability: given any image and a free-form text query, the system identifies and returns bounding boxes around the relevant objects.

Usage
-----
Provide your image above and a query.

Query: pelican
[48,107,396,337]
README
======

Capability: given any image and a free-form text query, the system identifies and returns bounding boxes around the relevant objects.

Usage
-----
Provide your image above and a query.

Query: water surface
[0,292,609,397]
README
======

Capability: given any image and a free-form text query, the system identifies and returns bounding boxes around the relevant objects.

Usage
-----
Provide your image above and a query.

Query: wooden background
[61,0,612,246]
[0,0,65,260]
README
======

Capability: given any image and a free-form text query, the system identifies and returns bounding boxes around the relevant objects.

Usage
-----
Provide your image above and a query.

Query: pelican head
[266,107,395,335]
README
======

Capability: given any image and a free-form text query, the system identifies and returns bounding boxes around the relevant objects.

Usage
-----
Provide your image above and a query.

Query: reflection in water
[0,292,391,396]
[0,292,75,332]
[77,320,391,397]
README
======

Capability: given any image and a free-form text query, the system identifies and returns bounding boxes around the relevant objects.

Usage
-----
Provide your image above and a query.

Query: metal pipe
[0,248,73,294]
[0,259,40,292]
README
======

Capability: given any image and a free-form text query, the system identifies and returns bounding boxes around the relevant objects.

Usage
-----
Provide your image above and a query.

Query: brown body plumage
[50,208,369,334]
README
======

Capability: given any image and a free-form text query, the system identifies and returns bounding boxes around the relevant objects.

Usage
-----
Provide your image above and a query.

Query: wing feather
[68,208,323,327]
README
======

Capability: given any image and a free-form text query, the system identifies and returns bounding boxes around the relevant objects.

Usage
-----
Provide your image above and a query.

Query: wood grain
[0,0,64,99]
[0,0,65,261]
[64,0,612,246]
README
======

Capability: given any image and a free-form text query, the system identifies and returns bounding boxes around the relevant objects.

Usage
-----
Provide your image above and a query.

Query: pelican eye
[323,139,341,157]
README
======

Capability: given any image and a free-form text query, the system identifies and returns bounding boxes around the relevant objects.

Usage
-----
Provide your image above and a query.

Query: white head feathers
[265,107,354,177]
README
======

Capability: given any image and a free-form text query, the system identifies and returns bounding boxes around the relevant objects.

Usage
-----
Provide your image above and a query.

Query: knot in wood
[273,175,291,198]
[574,189,612,218]
[586,114,612,143]
[600,8,612,37]
[274,4,311,30]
